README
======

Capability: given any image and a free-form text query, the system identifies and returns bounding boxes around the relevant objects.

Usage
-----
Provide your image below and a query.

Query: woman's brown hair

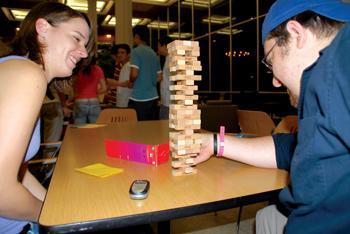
[10,2,91,66]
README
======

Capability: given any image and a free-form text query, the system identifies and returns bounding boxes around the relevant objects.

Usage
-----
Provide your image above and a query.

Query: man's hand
[194,133,214,165]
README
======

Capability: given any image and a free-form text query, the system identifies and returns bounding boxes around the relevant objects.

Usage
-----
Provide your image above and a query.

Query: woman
[0,2,90,233]
[73,56,107,124]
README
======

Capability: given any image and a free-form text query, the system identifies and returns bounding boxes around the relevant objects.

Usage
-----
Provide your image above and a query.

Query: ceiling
[0,0,180,41]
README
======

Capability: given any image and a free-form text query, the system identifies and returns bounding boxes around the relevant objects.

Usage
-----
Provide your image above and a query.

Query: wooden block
[169,113,200,120]
[169,119,201,130]
[169,65,202,72]
[177,80,195,86]
[170,108,200,117]
[170,70,194,76]
[169,60,201,67]
[170,143,201,152]
[171,152,197,158]
[167,40,199,48]
[167,45,199,52]
[170,85,197,91]
[169,104,198,110]
[169,56,199,64]
[172,166,197,176]
[172,157,196,168]
[170,95,198,101]
[169,74,201,81]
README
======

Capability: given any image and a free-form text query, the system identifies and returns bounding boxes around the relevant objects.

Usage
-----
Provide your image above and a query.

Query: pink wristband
[217,126,225,157]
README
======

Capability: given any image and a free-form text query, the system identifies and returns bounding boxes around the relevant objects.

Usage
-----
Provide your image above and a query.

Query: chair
[28,141,62,187]
[273,115,298,134]
[96,108,137,124]
[237,110,276,136]
[199,104,240,133]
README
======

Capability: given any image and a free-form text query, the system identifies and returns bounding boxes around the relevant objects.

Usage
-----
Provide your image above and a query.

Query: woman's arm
[0,59,47,221]
[195,133,277,168]
[98,78,107,94]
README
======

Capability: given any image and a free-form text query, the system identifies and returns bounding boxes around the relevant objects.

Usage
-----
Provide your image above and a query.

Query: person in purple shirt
[0,2,91,233]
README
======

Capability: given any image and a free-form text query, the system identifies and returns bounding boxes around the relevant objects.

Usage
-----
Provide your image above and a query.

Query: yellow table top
[39,120,288,231]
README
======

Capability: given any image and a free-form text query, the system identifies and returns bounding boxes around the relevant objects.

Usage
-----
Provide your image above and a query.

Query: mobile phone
[129,180,150,200]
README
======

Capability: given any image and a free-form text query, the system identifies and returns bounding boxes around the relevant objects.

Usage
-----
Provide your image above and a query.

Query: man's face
[117,48,129,63]
[263,20,327,108]
[158,42,167,56]
[263,37,303,106]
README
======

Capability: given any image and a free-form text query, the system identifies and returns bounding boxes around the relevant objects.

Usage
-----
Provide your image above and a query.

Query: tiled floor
[168,202,268,234]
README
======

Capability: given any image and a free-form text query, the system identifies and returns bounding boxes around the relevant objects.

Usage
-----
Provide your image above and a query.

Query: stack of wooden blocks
[167,40,202,176]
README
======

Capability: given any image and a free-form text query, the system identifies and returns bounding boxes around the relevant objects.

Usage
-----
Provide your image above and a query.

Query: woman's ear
[286,20,307,49]
[35,18,50,37]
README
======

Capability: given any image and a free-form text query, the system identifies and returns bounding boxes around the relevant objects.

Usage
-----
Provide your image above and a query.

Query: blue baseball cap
[262,0,350,43]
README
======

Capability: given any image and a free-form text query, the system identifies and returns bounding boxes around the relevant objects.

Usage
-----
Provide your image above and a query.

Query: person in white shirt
[108,44,132,108]
[158,36,173,119]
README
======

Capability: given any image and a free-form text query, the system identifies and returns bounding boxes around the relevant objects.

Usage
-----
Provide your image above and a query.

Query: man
[196,0,350,233]
[158,36,173,120]
[108,44,133,108]
[128,25,162,120]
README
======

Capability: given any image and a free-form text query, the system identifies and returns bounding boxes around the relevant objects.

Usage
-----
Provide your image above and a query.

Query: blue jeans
[74,98,101,124]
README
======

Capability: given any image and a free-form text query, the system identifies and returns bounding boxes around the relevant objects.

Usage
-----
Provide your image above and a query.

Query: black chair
[199,104,240,133]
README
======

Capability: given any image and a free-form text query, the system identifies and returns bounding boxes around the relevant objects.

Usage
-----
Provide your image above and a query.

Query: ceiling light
[216,28,243,35]
[169,32,193,39]
[132,0,177,6]
[66,0,106,13]
[6,9,29,21]
[103,16,151,27]
[202,15,234,24]
[182,0,223,8]
[147,21,177,30]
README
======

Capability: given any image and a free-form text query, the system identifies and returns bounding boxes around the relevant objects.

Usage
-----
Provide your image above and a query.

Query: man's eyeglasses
[261,40,279,71]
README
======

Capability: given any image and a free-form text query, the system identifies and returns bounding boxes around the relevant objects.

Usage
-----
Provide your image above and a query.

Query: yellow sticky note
[75,163,123,178]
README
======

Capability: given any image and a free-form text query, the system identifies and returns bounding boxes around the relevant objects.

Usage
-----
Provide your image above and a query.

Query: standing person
[107,44,132,108]
[73,56,107,124]
[196,0,350,233]
[105,44,122,106]
[0,2,90,233]
[158,36,173,120]
[128,25,162,120]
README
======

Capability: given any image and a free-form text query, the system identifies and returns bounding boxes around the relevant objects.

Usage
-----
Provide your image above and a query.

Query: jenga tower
[167,40,202,176]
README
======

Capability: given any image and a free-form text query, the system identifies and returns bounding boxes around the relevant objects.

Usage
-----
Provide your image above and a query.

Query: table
[39,120,288,233]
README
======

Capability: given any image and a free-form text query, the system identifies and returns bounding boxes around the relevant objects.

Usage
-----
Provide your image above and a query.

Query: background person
[73,56,107,124]
[128,25,162,120]
[107,44,132,108]
[158,36,173,120]
[0,2,90,233]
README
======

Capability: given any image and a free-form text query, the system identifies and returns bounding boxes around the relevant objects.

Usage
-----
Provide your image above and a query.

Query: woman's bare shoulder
[0,58,47,87]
